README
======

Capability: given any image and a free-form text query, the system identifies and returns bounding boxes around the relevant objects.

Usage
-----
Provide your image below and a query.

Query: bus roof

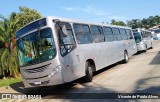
[16,16,132,37]
[48,16,131,29]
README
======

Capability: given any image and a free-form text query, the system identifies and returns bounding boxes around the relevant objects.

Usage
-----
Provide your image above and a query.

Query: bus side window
[149,32,152,38]
[55,22,76,57]
[120,28,128,40]
[82,25,93,43]
[91,25,105,43]
[126,29,133,39]
[103,27,115,42]
[73,24,93,44]
[112,28,122,41]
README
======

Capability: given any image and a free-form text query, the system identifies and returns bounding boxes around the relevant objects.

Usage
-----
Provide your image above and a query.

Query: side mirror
[62,25,68,37]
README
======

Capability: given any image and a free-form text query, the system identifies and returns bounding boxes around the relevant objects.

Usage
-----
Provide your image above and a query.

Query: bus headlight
[140,41,144,45]
[48,65,61,78]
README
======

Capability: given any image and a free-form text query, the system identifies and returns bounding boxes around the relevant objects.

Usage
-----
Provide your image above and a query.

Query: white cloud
[61,6,106,16]
[106,15,127,21]
[61,6,127,22]
[83,6,106,16]
[62,7,80,11]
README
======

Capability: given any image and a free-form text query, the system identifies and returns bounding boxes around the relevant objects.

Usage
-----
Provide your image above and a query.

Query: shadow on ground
[134,76,160,93]
[149,52,160,65]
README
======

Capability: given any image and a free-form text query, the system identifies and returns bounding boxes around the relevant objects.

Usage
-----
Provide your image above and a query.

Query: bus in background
[151,28,160,40]
[16,16,137,88]
[132,28,153,52]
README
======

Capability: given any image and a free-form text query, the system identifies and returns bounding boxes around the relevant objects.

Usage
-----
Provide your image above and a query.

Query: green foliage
[0,6,42,78]
[127,15,160,29]
[126,19,142,29]
[111,15,160,29]
[0,49,3,76]
[15,6,42,30]
[0,14,19,77]
[111,19,126,26]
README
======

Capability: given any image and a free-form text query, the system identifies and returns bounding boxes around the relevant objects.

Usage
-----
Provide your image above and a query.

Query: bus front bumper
[22,66,63,88]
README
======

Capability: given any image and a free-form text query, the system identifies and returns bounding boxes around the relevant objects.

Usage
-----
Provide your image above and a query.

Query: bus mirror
[62,25,68,37]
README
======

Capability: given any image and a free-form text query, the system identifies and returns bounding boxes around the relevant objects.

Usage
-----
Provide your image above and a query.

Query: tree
[15,6,42,30]
[148,16,156,28]
[154,15,160,25]
[126,19,143,29]
[127,15,160,29]
[117,21,126,26]
[141,18,148,28]
[111,19,116,25]
[0,13,19,77]
[111,19,126,26]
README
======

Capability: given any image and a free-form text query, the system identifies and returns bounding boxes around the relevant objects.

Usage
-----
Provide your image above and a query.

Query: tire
[84,62,93,82]
[122,51,129,63]
[150,43,153,49]
[144,45,147,52]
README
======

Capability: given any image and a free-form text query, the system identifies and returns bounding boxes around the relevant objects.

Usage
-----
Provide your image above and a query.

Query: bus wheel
[144,45,147,52]
[150,43,153,49]
[85,62,93,82]
[123,51,129,63]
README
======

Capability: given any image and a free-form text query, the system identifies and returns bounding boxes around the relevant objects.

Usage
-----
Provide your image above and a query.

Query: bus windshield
[17,28,56,67]
[133,32,142,43]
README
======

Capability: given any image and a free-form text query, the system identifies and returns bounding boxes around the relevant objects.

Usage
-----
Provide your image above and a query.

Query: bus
[151,28,160,40]
[16,16,137,88]
[132,28,153,52]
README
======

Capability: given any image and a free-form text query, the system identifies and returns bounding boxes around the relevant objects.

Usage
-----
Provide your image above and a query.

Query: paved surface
[1,41,160,102]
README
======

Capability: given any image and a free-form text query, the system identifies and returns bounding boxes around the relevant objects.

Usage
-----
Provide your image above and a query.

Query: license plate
[34,81,41,85]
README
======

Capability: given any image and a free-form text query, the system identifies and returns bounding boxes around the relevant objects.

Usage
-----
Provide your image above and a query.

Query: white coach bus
[16,16,137,88]
[151,28,160,40]
[132,28,153,52]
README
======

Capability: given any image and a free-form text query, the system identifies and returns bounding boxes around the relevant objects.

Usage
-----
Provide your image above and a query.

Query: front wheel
[150,43,153,49]
[84,62,93,82]
[122,51,129,63]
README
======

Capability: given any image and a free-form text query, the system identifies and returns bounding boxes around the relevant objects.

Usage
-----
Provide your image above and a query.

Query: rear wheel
[84,62,93,82]
[122,51,129,63]
[144,45,147,52]
[150,43,153,49]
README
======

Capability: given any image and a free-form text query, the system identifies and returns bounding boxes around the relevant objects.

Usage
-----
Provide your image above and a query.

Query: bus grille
[23,63,51,74]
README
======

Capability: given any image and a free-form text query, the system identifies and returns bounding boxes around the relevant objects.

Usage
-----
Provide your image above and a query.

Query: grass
[0,77,22,87]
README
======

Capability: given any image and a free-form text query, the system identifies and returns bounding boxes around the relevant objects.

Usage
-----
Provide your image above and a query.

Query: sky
[0,0,160,23]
